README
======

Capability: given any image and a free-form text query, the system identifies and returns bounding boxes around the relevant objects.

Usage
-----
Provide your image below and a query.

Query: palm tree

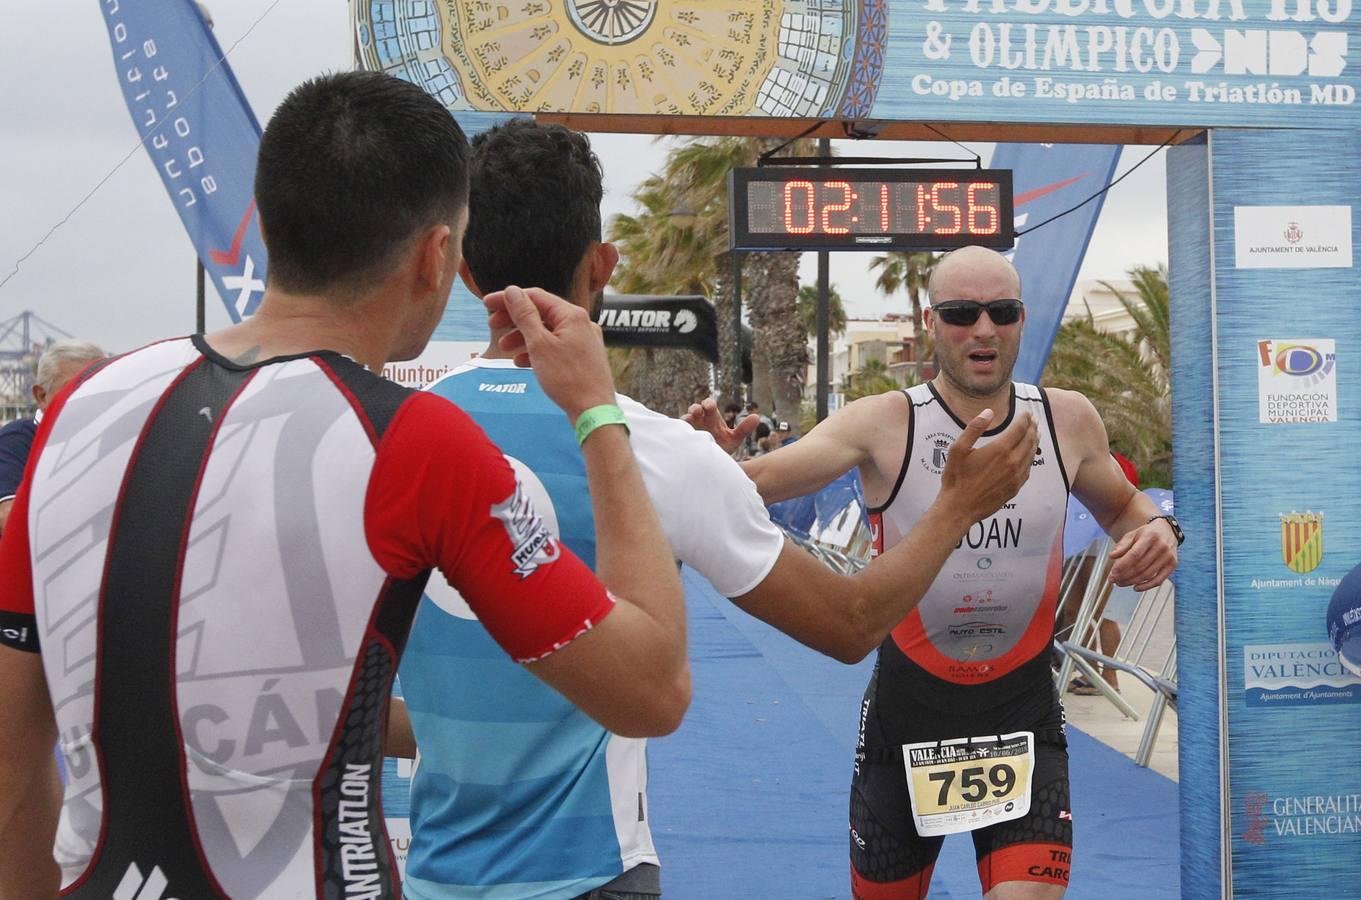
[744,248,805,428]
[607,175,716,415]
[844,358,898,401]
[662,136,819,429]
[1042,264,1172,487]
[609,174,716,296]
[1101,264,1170,378]
[869,252,939,384]
[797,283,848,338]
[659,138,758,405]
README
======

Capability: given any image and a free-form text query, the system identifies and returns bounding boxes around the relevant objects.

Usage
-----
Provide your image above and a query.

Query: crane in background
[0,311,71,422]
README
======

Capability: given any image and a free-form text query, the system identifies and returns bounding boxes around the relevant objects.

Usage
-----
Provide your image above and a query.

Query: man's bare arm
[0,646,60,898]
[488,287,690,738]
[732,409,1039,662]
[1054,389,1178,591]
[739,392,905,504]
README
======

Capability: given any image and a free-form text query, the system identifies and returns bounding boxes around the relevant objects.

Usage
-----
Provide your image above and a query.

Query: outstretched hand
[1108,519,1179,592]
[682,397,759,454]
[937,409,1039,524]
[483,285,616,422]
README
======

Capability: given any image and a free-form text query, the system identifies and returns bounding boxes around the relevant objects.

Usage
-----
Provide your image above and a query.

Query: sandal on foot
[1068,677,1102,696]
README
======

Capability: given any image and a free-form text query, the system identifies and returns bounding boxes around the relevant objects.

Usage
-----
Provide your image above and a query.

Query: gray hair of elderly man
[35,339,107,392]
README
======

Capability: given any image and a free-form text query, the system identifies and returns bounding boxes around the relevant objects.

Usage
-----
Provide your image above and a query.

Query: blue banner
[991,142,1122,384]
[100,0,267,322]
[1172,128,1361,899]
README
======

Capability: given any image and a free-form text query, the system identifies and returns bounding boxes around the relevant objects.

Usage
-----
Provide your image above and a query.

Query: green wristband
[574,404,630,445]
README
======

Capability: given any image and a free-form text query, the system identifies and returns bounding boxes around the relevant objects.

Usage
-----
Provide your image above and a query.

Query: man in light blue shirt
[389,121,1038,899]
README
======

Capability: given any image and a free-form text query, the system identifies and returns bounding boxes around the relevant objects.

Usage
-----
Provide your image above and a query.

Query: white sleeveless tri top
[867,382,1069,707]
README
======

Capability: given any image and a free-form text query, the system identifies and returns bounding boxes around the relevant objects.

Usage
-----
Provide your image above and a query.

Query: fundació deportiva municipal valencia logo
[1280,511,1323,574]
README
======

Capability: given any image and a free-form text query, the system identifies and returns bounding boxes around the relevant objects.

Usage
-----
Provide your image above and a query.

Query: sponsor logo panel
[1239,790,1361,843]
[1280,510,1324,574]
[1243,642,1361,707]
[1234,206,1354,270]
[598,307,697,334]
[1256,339,1338,424]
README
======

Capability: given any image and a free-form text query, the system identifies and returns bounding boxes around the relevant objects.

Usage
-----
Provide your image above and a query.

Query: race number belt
[902,731,1034,837]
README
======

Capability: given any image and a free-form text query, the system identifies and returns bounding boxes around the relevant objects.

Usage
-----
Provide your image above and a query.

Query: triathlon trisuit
[850,382,1074,898]
[398,357,783,900]
[0,337,613,900]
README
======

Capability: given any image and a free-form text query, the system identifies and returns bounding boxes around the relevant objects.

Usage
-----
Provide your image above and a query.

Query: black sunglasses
[931,299,1025,327]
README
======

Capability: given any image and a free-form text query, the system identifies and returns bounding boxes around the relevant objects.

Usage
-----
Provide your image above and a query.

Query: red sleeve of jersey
[0,377,82,651]
[365,391,616,662]
[1113,451,1139,488]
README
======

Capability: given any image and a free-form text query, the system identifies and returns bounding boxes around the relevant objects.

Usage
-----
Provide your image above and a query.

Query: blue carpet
[648,568,1179,898]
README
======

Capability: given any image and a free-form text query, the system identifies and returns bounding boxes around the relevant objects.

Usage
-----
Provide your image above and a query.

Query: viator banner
[99,0,268,321]
[993,142,1123,384]
[599,295,719,360]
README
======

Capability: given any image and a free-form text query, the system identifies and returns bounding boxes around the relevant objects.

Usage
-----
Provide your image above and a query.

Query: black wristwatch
[1147,513,1184,546]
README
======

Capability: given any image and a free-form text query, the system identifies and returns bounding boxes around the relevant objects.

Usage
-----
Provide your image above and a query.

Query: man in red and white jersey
[0,71,689,899]
[687,246,1181,898]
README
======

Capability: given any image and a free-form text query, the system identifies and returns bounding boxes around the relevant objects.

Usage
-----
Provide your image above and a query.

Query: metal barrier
[1052,538,1179,765]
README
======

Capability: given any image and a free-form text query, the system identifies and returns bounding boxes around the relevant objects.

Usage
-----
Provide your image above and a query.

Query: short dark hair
[755,422,771,440]
[254,71,470,294]
[723,403,741,415]
[463,120,603,298]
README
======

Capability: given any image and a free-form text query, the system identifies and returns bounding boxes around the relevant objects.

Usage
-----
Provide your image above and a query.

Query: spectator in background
[748,421,772,457]
[722,402,741,428]
[742,401,772,458]
[759,424,788,455]
[0,339,106,536]
[775,420,797,447]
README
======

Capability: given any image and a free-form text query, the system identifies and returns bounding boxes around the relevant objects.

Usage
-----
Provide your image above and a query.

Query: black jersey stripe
[1037,388,1071,494]
[866,389,915,516]
[311,576,423,900]
[68,359,255,900]
[314,355,415,445]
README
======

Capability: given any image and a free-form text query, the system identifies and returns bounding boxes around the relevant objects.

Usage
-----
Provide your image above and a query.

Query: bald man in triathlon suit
[687,246,1181,898]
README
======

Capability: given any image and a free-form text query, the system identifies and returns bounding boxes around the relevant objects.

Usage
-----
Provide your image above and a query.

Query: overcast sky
[0,0,1168,354]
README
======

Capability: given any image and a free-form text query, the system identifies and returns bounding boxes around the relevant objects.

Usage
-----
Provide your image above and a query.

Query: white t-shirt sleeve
[617,394,785,597]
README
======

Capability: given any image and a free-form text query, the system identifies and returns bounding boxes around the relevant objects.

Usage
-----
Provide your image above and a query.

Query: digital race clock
[728,167,1014,252]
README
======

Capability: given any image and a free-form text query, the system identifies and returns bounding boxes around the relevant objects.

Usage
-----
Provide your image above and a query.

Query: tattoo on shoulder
[231,346,262,366]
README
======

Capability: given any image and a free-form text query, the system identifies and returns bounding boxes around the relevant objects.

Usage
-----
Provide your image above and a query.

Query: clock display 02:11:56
[749,179,1004,237]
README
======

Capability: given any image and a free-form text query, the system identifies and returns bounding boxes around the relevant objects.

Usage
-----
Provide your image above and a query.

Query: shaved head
[928,246,1021,304]
[923,245,1026,400]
